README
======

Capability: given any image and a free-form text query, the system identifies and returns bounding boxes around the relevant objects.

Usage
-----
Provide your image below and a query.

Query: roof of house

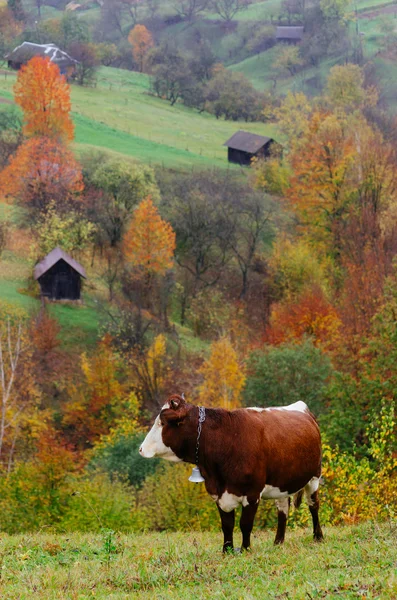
[224,131,273,154]
[276,26,304,40]
[34,247,87,281]
[6,42,78,67]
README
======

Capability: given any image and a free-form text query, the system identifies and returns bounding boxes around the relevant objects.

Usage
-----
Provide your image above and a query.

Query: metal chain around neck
[195,406,206,466]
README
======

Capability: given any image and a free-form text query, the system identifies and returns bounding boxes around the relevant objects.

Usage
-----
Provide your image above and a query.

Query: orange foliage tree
[123,197,176,275]
[266,286,341,349]
[14,56,74,143]
[128,24,154,72]
[0,137,84,211]
[288,111,356,256]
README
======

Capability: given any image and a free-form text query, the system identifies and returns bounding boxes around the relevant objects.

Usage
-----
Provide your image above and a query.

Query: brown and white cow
[139,394,323,552]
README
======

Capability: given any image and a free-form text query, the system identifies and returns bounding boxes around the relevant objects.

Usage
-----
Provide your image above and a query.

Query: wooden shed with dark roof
[224,131,275,166]
[276,26,304,43]
[34,248,86,301]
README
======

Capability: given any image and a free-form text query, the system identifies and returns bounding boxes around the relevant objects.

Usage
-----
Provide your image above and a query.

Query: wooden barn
[6,42,78,78]
[275,26,304,43]
[224,131,275,166]
[34,248,86,301]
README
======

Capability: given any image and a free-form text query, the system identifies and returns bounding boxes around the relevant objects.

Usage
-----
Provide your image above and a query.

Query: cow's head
[139,394,190,462]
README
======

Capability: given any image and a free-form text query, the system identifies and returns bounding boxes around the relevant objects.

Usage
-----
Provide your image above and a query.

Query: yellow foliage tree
[198,337,245,409]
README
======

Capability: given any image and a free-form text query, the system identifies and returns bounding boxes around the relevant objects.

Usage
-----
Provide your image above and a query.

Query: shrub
[89,432,160,488]
[243,339,333,415]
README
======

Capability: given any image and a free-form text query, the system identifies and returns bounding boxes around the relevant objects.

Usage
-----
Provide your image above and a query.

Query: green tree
[244,339,333,415]
[87,159,159,247]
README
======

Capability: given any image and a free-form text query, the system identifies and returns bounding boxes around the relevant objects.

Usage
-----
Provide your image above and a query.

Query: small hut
[6,42,78,78]
[34,248,86,301]
[224,131,275,166]
[275,26,304,43]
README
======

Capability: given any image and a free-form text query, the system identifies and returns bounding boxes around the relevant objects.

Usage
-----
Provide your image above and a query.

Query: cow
[139,394,323,552]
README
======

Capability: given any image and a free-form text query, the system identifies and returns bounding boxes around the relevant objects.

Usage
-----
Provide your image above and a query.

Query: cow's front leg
[217,505,235,553]
[274,497,290,545]
[240,501,259,551]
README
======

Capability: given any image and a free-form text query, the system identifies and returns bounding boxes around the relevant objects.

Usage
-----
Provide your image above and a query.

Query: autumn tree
[128,25,154,73]
[272,45,303,84]
[63,336,125,449]
[272,91,311,150]
[0,303,41,471]
[32,202,95,259]
[266,285,341,349]
[0,137,84,213]
[7,0,25,22]
[326,64,378,113]
[86,158,159,248]
[0,6,23,57]
[198,337,245,409]
[128,334,172,413]
[14,56,74,143]
[287,111,357,256]
[124,197,176,276]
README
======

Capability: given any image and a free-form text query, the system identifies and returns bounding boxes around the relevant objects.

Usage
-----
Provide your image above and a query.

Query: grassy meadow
[0,522,395,598]
[0,68,276,169]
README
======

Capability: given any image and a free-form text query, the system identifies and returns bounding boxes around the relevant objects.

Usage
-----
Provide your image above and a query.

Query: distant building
[6,42,78,77]
[276,26,304,43]
[34,248,86,301]
[224,131,276,166]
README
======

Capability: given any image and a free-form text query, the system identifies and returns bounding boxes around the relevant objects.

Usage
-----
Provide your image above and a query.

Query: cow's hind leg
[304,478,323,541]
[274,497,290,545]
[217,506,235,553]
[240,501,259,551]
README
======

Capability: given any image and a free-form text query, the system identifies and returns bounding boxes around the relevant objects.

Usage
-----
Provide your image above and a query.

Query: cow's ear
[169,394,185,411]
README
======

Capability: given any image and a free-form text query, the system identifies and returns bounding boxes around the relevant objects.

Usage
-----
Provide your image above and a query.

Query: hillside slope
[0,68,276,169]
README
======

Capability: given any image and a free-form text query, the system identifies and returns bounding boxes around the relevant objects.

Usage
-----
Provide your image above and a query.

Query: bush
[89,432,160,488]
[243,339,334,415]
[0,465,142,533]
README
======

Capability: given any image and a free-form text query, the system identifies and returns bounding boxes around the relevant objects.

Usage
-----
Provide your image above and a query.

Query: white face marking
[260,485,289,499]
[139,415,182,462]
[275,497,289,516]
[247,401,308,414]
[304,477,320,506]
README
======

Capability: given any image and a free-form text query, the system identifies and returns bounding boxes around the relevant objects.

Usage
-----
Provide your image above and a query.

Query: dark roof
[276,26,304,40]
[34,248,87,280]
[6,42,78,67]
[224,131,273,154]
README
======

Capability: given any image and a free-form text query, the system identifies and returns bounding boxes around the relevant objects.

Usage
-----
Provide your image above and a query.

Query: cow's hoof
[274,538,284,545]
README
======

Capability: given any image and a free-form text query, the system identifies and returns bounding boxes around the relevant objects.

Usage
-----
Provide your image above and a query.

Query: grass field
[0,68,276,169]
[0,522,395,598]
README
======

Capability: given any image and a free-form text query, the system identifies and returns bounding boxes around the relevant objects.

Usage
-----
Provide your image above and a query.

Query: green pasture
[0,68,276,169]
[0,278,101,348]
[0,522,395,599]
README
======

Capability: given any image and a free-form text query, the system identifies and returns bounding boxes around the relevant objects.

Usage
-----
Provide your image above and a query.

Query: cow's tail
[293,489,304,509]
